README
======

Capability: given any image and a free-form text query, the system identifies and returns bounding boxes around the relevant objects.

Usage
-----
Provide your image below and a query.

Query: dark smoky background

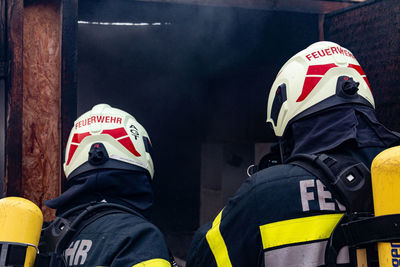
[77,0,319,259]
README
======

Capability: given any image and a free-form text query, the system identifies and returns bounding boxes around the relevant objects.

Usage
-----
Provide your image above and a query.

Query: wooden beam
[319,14,325,41]
[135,0,354,14]
[5,0,23,197]
[23,0,62,219]
[61,0,78,191]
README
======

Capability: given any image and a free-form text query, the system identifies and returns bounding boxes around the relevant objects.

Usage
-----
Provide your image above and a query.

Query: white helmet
[267,41,375,137]
[64,104,154,179]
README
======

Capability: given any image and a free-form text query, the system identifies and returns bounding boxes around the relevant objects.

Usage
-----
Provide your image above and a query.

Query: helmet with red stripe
[64,104,154,180]
[267,41,375,137]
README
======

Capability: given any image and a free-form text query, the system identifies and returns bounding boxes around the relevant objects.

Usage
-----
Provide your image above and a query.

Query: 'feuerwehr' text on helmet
[64,104,154,180]
[267,41,375,137]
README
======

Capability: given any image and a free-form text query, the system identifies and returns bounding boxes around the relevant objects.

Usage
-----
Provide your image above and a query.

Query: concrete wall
[199,142,271,225]
[200,143,253,224]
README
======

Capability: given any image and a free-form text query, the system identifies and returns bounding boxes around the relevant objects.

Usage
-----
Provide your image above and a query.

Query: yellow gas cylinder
[371,146,400,267]
[0,197,43,267]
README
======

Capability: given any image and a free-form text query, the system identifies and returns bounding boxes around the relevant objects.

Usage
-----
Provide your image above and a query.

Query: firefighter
[43,104,173,267]
[186,41,400,266]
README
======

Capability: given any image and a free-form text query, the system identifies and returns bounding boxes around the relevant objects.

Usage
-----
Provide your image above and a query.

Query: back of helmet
[267,41,374,137]
[64,104,154,180]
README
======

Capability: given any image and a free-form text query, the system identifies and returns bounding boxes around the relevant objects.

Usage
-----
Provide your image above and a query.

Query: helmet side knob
[336,76,360,98]
[343,78,359,95]
[88,143,109,166]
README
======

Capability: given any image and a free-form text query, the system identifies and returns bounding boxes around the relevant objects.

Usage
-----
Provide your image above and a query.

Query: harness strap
[34,253,51,267]
[38,202,178,267]
[324,213,400,267]
[331,214,400,248]
[288,153,373,212]
[0,242,27,266]
[55,207,130,254]
[39,203,145,267]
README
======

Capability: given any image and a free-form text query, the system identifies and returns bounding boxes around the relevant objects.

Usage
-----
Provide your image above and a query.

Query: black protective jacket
[187,147,382,267]
[186,105,400,267]
[44,170,172,267]
[55,202,172,267]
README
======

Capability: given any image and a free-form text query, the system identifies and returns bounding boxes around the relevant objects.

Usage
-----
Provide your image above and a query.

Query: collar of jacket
[282,105,400,159]
[45,169,154,220]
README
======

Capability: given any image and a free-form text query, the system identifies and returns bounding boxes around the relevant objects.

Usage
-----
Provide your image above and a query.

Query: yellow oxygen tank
[371,146,400,267]
[0,197,43,267]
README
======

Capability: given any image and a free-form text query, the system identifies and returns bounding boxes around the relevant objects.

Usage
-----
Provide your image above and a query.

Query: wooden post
[23,0,62,219]
[318,14,325,41]
[4,0,77,219]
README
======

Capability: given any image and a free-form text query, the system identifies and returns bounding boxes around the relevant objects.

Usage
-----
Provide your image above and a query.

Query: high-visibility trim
[206,210,233,267]
[264,240,327,266]
[132,258,171,267]
[260,213,344,250]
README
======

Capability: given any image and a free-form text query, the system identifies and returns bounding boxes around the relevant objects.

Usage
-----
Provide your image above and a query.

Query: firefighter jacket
[57,203,172,267]
[44,169,172,267]
[187,105,400,267]
[186,147,384,267]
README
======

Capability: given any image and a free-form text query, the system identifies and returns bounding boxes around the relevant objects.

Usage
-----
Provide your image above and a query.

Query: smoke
[77,1,273,135]
[77,0,319,257]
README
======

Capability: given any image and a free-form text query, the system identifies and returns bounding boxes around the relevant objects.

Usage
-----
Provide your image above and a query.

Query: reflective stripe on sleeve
[259,213,344,250]
[132,258,171,267]
[206,210,233,267]
[264,240,327,266]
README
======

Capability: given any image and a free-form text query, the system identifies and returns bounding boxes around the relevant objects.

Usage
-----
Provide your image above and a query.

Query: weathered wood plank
[23,0,62,219]
[135,0,354,14]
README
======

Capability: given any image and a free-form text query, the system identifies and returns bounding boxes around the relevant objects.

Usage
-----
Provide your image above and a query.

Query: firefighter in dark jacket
[186,41,400,267]
[44,104,173,267]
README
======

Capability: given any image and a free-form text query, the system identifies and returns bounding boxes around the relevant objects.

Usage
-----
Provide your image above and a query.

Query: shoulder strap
[287,153,373,212]
[57,203,141,254]
[39,203,178,267]
[325,212,400,267]
[40,203,143,256]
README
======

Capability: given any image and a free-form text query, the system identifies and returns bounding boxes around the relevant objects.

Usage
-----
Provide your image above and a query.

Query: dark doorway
[77,0,319,259]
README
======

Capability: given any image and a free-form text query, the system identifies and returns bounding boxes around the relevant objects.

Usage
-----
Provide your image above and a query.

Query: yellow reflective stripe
[132,258,171,267]
[260,213,344,250]
[206,210,233,267]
